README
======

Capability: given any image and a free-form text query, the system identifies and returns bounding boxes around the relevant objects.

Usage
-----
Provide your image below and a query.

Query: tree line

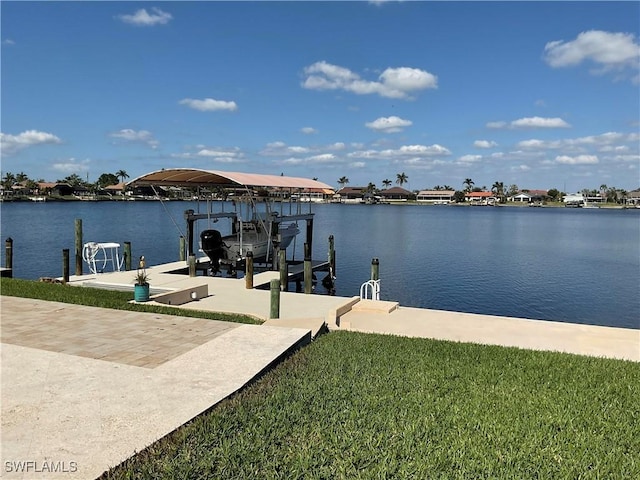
[335,173,633,203]
[1,170,130,192]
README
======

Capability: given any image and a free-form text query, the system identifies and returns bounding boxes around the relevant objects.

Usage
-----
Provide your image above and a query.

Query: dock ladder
[360,279,380,301]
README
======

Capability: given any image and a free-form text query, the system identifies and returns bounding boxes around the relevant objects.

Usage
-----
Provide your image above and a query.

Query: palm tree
[463,178,474,193]
[443,185,453,191]
[491,181,505,203]
[337,176,349,190]
[1,172,16,189]
[382,179,392,189]
[433,185,443,191]
[366,182,377,193]
[396,172,408,187]
[116,169,129,185]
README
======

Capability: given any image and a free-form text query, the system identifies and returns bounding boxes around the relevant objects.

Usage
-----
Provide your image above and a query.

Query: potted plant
[133,256,150,302]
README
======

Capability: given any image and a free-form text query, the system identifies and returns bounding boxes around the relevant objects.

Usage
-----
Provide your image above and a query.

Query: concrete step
[262,317,327,339]
[351,299,399,314]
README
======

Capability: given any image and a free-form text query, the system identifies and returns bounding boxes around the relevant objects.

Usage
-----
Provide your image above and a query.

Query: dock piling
[270,279,280,319]
[245,251,254,289]
[279,249,288,292]
[75,219,83,276]
[4,237,13,278]
[371,257,380,281]
[188,255,196,277]
[124,242,132,271]
[328,235,336,275]
[179,236,186,262]
[62,249,70,283]
[304,243,312,294]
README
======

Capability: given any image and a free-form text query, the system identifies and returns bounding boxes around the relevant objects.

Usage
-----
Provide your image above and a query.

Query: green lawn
[0,278,260,324]
[102,332,639,479]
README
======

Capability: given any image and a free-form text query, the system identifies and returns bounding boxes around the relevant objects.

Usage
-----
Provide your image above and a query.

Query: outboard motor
[200,229,225,274]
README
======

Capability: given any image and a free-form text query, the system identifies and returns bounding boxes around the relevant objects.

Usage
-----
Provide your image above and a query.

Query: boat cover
[127,168,332,190]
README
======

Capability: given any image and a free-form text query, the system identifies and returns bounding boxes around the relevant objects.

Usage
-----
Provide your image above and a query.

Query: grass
[101,332,640,479]
[0,278,261,324]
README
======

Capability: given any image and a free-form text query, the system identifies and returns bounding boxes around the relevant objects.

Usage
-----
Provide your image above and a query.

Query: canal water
[1,201,638,329]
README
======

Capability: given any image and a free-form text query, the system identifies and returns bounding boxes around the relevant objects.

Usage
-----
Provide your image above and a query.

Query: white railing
[360,279,380,301]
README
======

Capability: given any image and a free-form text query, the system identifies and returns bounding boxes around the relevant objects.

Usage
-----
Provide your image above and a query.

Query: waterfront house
[378,187,413,202]
[625,190,640,206]
[289,187,335,203]
[563,193,585,206]
[104,182,126,196]
[416,190,456,204]
[508,190,548,203]
[335,187,366,203]
[465,191,496,205]
[37,182,74,197]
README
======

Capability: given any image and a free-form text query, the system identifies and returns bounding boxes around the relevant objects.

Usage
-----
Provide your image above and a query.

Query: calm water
[1,201,638,329]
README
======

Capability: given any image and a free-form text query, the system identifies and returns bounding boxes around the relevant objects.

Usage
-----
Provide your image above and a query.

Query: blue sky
[2,1,639,193]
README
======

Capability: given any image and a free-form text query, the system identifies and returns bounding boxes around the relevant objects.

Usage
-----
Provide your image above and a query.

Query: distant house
[509,190,548,203]
[626,190,640,206]
[289,187,335,203]
[465,191,496,205]
[38,182,74,196]
[417,190,456,204]
[378,187,413,201]
[563,193,584,206]
[336,187,366,203]
[104,182,126,196]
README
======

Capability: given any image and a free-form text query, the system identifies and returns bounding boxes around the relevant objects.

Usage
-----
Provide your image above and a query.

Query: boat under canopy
[127,168,332,191]
[126,168,331,276]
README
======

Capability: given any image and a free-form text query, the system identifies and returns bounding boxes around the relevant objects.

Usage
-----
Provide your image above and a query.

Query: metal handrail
[360,279,380,301]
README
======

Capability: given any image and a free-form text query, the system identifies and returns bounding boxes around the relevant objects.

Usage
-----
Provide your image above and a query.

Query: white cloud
[490,117,571,130]
[2,39,15,45]
[348,144,451,161]
[302,61,437,99]
[511,165,531,172]
[110,129,158,149]
[260,142,310,156]
[517,131,635,151]
[555,155,599,165]
[52,158,90,173]
[543,30,640,82]
[172,146,244,163]
[365,116,413,133]
[179,98,238,112]
[301,127,317,134]
[117,8,172,26]
[512,117,571,128]
[458,154,482,163]
[474,140,498,148]
[0,130,62,156]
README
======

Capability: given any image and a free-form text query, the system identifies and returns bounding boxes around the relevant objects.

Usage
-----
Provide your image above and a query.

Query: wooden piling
[188,254,196,277]
[179,236,186,262]
[4,237,13,277]
[245,251,254,289]
[371,257,380,281]
[270,279,280,319]
[304,242,312,294]
[75,219,83,276]
[328,235,335,275]
[279,249,288,292]
[62,249,70,283]
[124,242,132,271]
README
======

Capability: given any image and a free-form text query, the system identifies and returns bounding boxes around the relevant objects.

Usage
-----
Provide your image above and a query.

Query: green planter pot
[134,283,150,302]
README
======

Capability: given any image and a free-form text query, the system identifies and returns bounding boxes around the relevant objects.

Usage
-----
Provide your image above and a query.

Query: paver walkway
[1,296,311,479]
